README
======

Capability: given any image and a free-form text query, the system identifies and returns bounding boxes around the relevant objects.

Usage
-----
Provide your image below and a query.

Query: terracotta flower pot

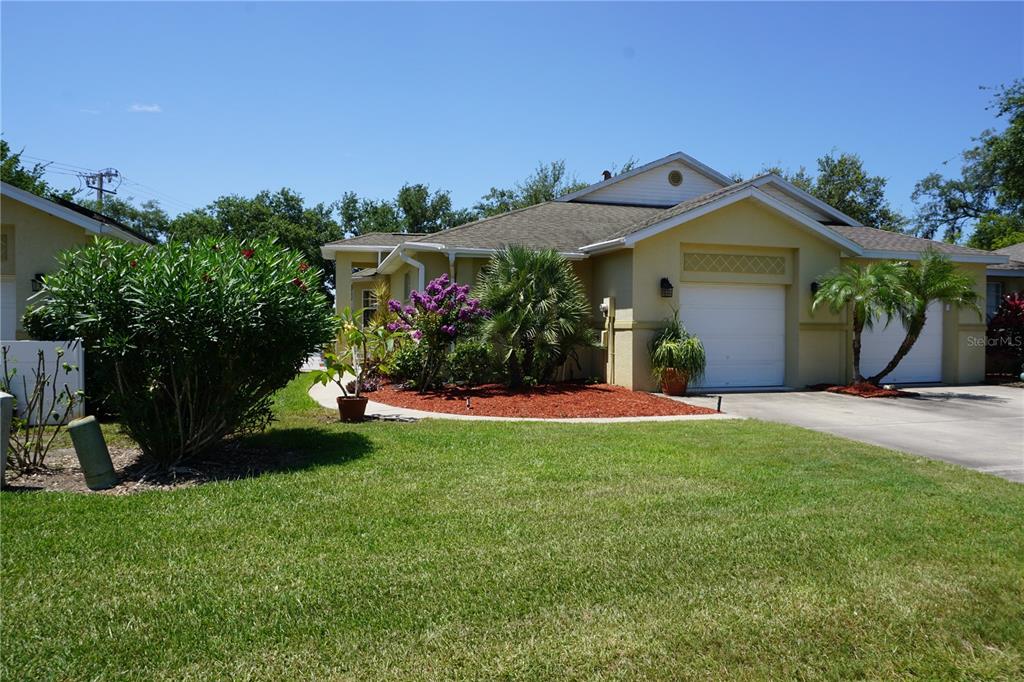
[660,369,688,396]
[337,396,369,422]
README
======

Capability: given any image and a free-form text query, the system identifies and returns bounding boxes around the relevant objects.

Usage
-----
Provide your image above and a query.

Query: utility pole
[82,168,121,210]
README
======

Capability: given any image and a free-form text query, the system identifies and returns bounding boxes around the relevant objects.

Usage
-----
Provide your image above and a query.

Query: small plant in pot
[650,314,706,396]
[311,307,401,422]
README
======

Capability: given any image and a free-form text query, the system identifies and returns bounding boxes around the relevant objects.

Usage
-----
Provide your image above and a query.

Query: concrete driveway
[687,386,1023,482]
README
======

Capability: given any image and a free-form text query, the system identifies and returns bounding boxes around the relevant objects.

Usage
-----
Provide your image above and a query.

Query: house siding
[1,200,93,339]
[580,161,726,207]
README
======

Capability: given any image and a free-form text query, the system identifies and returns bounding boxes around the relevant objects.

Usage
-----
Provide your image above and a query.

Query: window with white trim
[362,289,378,326]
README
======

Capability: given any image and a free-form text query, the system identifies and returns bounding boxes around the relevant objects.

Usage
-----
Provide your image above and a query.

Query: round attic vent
[668,170,683,186]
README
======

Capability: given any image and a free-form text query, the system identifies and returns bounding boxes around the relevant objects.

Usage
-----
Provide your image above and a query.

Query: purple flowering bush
[386,274,486,390]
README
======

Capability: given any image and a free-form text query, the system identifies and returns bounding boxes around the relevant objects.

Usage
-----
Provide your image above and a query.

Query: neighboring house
[986,242,1024,319]
[322,152,1007,391]
[1,181,154,340]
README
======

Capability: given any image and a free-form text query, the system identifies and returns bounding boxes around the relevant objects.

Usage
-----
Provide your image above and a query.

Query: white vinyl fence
[0,340,85,425]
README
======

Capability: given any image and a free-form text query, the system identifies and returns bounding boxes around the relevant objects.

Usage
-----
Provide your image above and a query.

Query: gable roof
[320,155,1009,266]
[989,241,1024,274]
[555,151,735,204]
[1,181,154,244]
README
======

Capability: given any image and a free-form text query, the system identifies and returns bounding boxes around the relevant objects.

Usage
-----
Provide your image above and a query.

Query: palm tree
[812,261,908,384]
[476,245,596,387]
[866,251,981,384]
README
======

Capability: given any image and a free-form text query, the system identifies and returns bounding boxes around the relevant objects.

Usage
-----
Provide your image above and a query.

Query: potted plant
[311,307,401,422]
[650,314,706,396]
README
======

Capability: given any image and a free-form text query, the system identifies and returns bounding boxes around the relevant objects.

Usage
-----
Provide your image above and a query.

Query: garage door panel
[861,301,943,383]
[679,284,786,388]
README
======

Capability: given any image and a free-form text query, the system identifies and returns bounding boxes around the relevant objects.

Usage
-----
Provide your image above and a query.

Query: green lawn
[3,378,1023,680]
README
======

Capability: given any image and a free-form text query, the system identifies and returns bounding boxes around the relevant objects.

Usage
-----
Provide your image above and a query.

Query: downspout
[399,252,426,292]
[448,252,457,279]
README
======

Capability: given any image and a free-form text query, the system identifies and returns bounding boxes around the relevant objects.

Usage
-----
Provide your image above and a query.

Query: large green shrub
[24,237,336,467]
[476,246,596,387]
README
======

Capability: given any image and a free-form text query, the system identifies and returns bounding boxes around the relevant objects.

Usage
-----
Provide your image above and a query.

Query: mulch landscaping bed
[368,382,718,418]
[808,382,919,399]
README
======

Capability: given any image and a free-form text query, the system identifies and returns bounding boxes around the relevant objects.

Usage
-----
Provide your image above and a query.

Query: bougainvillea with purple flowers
[386,274,486,390]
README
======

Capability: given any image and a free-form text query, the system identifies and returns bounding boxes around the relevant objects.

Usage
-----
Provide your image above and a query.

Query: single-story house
[322,152,1007,391]
[986,241,1024,318]
[1,181,154,340]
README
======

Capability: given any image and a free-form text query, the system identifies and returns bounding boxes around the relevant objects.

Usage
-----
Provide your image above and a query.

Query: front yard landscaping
[368,381,716,418]
[2,376,1023,680]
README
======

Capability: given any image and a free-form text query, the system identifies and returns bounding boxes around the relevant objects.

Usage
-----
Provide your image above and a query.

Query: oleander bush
[24,237,336,467]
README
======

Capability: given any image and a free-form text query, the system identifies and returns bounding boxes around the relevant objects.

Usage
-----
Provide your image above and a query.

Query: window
[987,281,1004,320]
[362,289,378,327]
[667,169,683,186]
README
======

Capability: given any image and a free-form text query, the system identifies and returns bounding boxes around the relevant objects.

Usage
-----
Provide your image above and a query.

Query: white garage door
[679,283,786,388]
[861,301,943,384]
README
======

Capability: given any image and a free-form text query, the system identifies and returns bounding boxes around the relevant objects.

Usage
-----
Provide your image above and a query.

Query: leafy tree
[169,188,343,289]
[966,213,1024,250]
[339,184,474,235]
[913,80,1024,243]
[24,238,336,468]
[476,246,596,387]
[866,252,980,384]
[0,139,77,200]
[77,195,170,241]
[811,261,907,384]
[473,158,641,217]
[762,151,908,231]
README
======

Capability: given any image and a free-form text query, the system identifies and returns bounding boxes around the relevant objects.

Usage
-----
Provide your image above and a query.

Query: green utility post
[68,416,118,490]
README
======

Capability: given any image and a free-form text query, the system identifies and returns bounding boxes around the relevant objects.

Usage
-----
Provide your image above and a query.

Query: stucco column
[334,253,353,315]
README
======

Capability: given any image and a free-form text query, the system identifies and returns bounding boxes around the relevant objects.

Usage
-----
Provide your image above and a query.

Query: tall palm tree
[812,261,908,384]
[866,251,981,384]
[476,245,596,387]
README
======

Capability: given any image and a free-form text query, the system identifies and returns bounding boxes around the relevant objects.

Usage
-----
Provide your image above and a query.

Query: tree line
[2,78,1021,283]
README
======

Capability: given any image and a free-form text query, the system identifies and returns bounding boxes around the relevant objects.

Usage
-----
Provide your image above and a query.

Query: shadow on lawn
[160,427,374,483]
[1,428,373,494]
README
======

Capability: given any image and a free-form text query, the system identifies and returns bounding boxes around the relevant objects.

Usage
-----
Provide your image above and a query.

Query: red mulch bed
[367,382,717,418]
[809,382,919,399]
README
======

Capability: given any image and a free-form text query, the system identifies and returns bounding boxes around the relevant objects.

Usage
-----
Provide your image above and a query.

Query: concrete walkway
[679,386,1024,483]
[308,381,739,424]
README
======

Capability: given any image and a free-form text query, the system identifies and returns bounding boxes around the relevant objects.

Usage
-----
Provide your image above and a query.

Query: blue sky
[2,2,1021,221]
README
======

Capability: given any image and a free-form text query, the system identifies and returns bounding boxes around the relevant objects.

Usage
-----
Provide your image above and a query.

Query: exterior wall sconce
[810,280,820,296]
[31,273,45,292]
[660,278,674,298]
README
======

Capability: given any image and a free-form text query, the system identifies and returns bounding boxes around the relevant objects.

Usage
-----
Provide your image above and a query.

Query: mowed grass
[2,378,1023,680]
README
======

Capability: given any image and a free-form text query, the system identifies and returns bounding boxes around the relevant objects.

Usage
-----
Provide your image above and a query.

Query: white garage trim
[860,301,943,384]
[679,283,786,388]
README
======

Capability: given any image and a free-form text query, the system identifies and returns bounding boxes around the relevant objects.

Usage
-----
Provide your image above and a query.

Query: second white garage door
[678,283,786,388]
[860,301,943,384]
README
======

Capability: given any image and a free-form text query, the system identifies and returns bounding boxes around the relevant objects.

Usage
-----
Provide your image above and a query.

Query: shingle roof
[990,242,1024,270]
[352,267,378,279]
[405,201,663,253]
[827,225,997,258]
[324,184,1001,262]
[324,232,410,248]
[602,181,756,241]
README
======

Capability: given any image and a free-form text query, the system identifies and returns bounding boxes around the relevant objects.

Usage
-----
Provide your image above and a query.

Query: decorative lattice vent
[683,252,785,275]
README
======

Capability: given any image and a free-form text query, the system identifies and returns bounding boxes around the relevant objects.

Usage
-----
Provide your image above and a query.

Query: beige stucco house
[322,152,1007,391]
[1,181,153,340]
